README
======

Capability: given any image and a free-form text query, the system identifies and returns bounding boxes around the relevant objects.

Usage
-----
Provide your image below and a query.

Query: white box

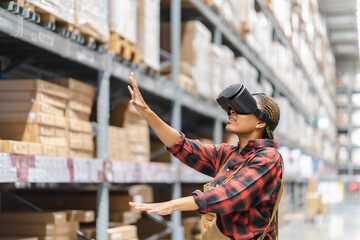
[137,0,160,70]
[110,0,137,43]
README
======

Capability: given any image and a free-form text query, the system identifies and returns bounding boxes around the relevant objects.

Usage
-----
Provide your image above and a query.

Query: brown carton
[128,185,153,203]
[0,212,67,224]
[0,92,67,109]
[0,79,69,99]
[56,146,69,157]
[65,109,89,121]
[81,121,93,134]
[48,78,95,96]
[107,225,138,240]
[0,112,55,126]
[0,238,38,240]
[0,101,64,116]
[67,119,82,132]
[65,210,95,223]
[68,100,91,114]
[42,145,57,156]
[1,140,28,154]
[28,142,43,155]
[69,90,94,105]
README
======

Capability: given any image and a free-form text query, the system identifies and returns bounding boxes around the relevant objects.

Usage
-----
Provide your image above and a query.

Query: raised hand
[127,72,149,115]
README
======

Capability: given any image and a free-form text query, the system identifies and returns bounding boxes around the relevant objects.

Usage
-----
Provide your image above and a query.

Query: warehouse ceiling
[318,0,358,64]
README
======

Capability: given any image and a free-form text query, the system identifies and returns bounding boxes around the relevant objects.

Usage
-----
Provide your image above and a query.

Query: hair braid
[252,94,280,139]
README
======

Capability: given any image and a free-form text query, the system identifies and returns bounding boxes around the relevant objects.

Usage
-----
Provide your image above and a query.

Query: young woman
[128,73,283,240]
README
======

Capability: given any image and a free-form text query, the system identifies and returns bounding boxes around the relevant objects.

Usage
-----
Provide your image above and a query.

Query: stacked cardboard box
[0,212,79,240]
[48,78,95,158]
[136,0,160,71]
[110,0,137,44]
[0,79,69,156]
[109,101,150,163]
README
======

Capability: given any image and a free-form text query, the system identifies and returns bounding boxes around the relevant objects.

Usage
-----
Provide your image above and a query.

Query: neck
[237,132,262,151]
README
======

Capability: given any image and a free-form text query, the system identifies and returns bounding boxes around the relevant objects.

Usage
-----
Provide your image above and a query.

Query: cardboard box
[0,79,69,99]
[42,145,57,156]
[28,142,43,155]
[109,211,141,223]
[0,124,66,138]
[0,101,64,116]
[0,212,67,224]
[1,140,28,154]
[107,225,137,240]
[182,217,201,240]
[68,119,82,132]
[56,146,69,157]
[65,109,89,121]
[69,150,93,158]
[69,90,94,105]
[0,92,66,109]
[0,112,55,125]
[306,192,322,217]
[48,78,95,97]
[55,117,67,129]
[110,195,134,211]
[308,178,317,192]
[128,185,153,203]
[0,238,38,240]
[68,100,91,114]
[65,210,95,223]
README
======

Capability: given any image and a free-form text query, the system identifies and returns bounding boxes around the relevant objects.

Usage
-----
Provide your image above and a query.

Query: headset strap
[253,108,276,131]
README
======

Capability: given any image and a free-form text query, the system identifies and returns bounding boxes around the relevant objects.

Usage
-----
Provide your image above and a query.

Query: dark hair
[252,94,280,139]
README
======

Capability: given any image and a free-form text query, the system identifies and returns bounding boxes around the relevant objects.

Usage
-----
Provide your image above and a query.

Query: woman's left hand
[129,201,175,215]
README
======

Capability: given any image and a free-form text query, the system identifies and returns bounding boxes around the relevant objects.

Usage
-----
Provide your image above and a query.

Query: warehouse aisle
[279,202,360,239]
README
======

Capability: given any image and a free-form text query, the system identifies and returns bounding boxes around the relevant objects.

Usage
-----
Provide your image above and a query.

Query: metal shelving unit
[0,0,338,239]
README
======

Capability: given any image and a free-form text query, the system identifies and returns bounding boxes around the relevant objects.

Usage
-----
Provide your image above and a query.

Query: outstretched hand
[127,72,149,115]
[129,201,175,215]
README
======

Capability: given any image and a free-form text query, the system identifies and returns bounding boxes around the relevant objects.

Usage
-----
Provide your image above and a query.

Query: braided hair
[252,94,280,140]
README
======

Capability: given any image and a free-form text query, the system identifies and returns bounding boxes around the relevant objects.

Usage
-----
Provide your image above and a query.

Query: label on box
[0,167,17,182]
[35,156,68,169]
[0,153,12,168]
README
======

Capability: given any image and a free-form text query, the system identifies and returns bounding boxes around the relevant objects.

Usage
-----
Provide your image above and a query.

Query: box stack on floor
[0,78,95,158]
[1,185,152,239]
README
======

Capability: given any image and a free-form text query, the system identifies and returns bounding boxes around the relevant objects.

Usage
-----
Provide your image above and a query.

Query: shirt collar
[237,139,278,156]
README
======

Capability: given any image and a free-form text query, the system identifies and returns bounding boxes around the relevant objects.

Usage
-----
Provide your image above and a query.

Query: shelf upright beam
[170,0,184,239]
[347,65,354,176]
[96,53,112,240]
[213,26,223,144]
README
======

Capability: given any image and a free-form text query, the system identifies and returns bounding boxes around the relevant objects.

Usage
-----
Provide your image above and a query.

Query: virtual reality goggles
[216,84,276,130]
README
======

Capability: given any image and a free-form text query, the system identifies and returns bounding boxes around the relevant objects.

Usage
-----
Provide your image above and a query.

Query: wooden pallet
[110,32,139,64]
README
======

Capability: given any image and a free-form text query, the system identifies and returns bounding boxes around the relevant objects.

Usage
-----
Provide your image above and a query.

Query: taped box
[0,101,64,116]
[0,92,67,109]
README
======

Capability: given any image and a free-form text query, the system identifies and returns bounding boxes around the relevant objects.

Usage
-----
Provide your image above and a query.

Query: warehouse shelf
[187,0,314,126]
[0,153,211,184]
[0,7,107,70]
[256,0,336,123]
[275,134,323,160]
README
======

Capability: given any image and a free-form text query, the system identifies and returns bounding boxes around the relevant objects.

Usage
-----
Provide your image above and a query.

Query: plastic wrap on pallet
[137,0,160,71]
[181,21,211,99]
[25,0,75,24]
[209,44,224,100]
[110,0,137,44]
[75,0,110,43]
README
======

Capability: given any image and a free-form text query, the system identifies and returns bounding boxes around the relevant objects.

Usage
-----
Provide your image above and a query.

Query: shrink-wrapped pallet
[137,0,160,71]
[181,21,211,99]
[25,0,75,24]
[110,0,137,44]
[75,0,110,43]
[209,44,224,100]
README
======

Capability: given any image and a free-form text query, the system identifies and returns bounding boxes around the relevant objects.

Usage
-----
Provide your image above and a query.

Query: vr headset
[216,84,276,130]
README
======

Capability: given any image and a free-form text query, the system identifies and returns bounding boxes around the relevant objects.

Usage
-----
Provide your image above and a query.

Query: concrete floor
[279,203,360,239]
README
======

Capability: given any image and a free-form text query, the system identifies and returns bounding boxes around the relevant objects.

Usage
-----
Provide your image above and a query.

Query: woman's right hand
[128,72,149,116]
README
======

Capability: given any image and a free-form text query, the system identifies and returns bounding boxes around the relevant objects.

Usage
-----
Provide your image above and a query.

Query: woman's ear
[256,121,266,129]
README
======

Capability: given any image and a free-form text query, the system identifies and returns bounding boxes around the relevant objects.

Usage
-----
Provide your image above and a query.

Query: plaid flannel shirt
[168,132,283,240]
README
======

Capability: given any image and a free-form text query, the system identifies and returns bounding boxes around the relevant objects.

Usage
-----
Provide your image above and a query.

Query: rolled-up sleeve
[167,132,226,177]
[191,150,282,214]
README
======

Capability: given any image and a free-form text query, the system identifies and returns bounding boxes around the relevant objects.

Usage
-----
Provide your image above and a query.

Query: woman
[128,73,283,240]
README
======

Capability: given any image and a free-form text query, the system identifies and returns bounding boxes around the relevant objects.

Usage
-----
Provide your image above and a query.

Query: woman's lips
[227,118,236,124]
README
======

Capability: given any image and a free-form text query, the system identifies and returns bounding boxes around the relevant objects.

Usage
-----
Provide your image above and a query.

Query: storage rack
[0,0,337,239]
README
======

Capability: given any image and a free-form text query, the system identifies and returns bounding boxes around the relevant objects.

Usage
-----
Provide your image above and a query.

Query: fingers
[129,72,139,92]
[127,85,134,98]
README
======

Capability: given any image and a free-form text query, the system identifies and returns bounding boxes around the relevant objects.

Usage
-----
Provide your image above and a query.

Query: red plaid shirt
[168,133,283,240]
